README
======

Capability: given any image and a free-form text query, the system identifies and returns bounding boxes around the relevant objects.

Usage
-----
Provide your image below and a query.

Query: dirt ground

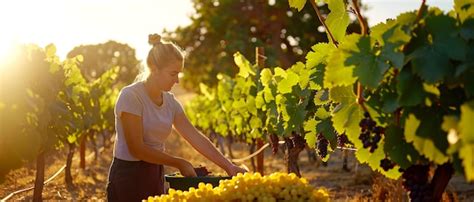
[1,85,474,201]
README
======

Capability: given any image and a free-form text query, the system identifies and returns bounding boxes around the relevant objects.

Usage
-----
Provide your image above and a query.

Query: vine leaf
[410,46,453,83]
[288,0,307,11]
[345,35,389,88]
[323,35,359,88]
[459,101,474,181]
[325,0,350,43]
[404,114,449,164]
[427,14,467,61]
[384,125,420,169]
[459,100,474,144]
[234,52,255,79]
[304,119,319,148]
[396,68,425,107]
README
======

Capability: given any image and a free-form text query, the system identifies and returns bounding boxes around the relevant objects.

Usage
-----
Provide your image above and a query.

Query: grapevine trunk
[65,143,75,188]
[33,151,45,202]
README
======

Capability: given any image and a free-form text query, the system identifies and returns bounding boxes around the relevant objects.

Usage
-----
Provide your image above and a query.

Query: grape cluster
[145,172,330,202]
[380,157,395,171]
[269,134,280,154]
[337,133,351,147]
[317,133,329,159]
[359,112,384,153]
[401,165,433,201]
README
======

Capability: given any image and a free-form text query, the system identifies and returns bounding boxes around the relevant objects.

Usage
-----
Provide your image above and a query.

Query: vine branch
[351,0,368,35]
[351,0,368,109]
[415,0,427,23]
[310,0,339,47]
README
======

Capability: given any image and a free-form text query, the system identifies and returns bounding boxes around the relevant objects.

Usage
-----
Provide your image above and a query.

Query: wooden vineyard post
[256,47,265,175]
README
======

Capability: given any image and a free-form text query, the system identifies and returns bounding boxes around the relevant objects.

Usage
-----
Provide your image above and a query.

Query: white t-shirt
[113,81,184,161]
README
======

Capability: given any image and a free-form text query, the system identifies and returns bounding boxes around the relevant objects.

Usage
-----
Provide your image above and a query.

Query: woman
[107,34,246,201]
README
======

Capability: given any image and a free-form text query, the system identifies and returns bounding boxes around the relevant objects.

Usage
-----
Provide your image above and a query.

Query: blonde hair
[135,34,186,82]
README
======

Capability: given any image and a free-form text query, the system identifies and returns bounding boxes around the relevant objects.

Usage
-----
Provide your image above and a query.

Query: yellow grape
[144,172,329,201]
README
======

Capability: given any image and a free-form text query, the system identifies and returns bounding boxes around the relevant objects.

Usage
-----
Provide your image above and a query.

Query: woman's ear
[149,65,158,74]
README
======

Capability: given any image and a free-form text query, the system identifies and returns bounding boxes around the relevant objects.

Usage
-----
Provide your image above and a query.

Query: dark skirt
[107,157,165,202]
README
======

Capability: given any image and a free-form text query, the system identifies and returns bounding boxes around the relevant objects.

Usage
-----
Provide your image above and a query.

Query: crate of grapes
[165,166,231,191]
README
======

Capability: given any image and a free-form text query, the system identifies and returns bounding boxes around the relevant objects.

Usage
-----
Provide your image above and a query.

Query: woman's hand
[225,164,248,176]
[177,159,197,177]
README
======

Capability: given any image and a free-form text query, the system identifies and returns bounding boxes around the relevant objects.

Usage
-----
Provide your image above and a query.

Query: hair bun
[148,34,162,46]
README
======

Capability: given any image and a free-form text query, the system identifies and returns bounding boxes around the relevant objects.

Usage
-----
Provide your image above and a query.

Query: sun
[0,38,15,71]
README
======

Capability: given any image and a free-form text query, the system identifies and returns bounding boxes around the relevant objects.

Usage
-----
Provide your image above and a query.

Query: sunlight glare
[0,38,16,72]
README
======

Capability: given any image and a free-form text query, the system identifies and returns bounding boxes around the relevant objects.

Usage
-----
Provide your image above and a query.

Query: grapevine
[185,0,474,200]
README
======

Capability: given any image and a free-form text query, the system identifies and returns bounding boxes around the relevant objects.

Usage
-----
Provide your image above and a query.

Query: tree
[164,0,363,91]
[67,41,140,85]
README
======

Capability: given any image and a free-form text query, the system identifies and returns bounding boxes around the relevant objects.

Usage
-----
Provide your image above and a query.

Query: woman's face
[150,61,183,91]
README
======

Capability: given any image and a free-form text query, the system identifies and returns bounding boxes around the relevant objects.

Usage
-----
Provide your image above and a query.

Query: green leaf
[371,21,411,47]
[288,0,307,11]
[317,118,337,149]
[384,125,419,169]
[282,95,307,132]
[277,71,299,94]
[315,107,331,120]
[423,84,440,96]
[260,69,273,87]
[199,83,214,100]
[324,35,360,88]
[274,67,286,78]
[414,109,448,154]
[460,144,474,182]
[45,44,56,58]
[232,98,246,109]
[404,114,449,164]
[250,115,262,129]
[306,43,332,68]
[381,92,399,113]
[314,90,330,105]
[355,141,402,179]
[371,22,411,69]
[460,19,474,40]
[67,135,77,144]
[247,96,257,115]
[304,119,319,148]
[332,102,363,145]
[345,35,389,88]
[396,68,425,106]
[263,87,275,102]
[324,49,356,88]
[297,68,310,89]
[442,115,459,133]
[410,45,453,83]
[255,91,265,109]
[49,62,60,73]
[234,52,255,78]
[455,0,474,23]
[460,101,474,143]
[76,55,84,63]
[325,0,350,43]
[426,14,467,61]
[329,85,355,104]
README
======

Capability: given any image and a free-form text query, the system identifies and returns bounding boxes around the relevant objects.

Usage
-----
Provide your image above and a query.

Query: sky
[364,0,453,26]
[0,0,454,67]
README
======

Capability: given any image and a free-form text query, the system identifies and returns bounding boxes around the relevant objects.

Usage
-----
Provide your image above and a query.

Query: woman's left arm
[173,112,247,176]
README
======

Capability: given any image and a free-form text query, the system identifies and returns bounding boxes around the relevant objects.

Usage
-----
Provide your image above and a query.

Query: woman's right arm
[121,111,197,177]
